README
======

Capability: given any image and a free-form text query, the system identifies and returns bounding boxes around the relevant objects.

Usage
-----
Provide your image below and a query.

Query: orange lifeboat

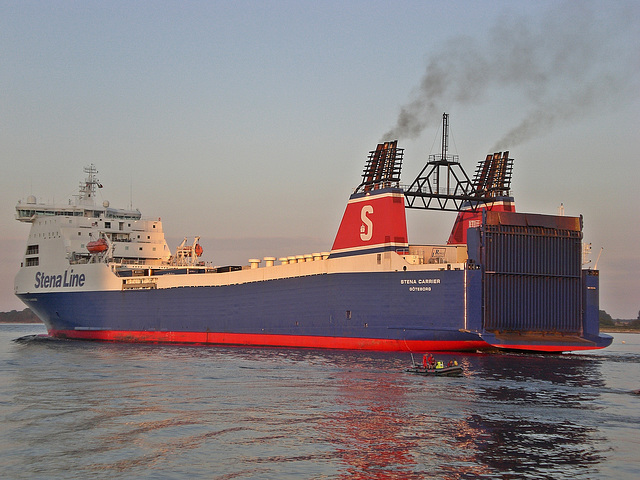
[194,243,203,257]
[87,238,108,253]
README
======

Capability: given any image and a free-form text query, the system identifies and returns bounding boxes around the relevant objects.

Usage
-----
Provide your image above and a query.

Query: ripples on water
[1,324,638,479]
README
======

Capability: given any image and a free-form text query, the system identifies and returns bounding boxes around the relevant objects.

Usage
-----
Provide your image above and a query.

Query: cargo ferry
[14,116,612,352]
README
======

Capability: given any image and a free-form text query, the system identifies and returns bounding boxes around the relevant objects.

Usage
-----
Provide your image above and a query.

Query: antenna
[441,112,449,159]
[76,164,101,204]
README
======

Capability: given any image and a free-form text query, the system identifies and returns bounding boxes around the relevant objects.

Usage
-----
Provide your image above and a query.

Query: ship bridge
[16,164,141,223]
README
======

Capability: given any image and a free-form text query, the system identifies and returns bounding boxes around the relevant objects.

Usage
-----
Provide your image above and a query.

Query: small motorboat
[406,353,463,376]
[405,364,463,377]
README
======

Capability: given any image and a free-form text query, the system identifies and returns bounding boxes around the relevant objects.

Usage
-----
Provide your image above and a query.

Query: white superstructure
[16,165,171,272]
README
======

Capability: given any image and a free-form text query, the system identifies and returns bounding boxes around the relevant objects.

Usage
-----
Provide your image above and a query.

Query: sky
[1,1,639,318]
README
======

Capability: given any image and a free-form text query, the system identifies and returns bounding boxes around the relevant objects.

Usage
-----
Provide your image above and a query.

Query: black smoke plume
[382,2,639,151]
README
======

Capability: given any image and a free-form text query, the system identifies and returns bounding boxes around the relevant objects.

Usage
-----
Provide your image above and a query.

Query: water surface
[1,324,638,479]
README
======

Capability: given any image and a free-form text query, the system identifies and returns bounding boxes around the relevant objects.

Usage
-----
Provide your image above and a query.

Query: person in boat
[423,353,435,368]
[435,361,444,369]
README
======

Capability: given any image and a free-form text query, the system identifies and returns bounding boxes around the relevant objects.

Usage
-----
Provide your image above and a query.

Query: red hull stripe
[49,329,488,352]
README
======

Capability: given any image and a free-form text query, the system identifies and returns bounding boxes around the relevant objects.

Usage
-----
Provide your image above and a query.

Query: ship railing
[68,255,91,265]
[353,181,402,194]
[407,244,468,265]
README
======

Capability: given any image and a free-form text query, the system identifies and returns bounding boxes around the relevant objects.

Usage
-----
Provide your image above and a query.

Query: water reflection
[451,353,607,479]
[459,414,603,478]
[472,352,606,389]
[318,366,419,479]
[316,351,609,479]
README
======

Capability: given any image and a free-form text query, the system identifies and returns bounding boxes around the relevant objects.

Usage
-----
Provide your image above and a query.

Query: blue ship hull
[18,268,612,352]
[19,270,494,351]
